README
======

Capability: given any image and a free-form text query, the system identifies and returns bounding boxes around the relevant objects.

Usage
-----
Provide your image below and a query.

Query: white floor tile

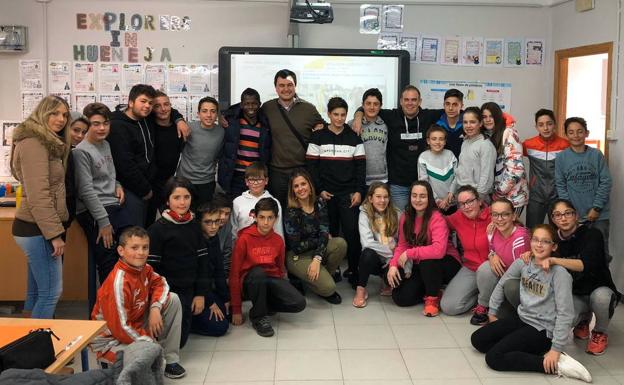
[214,320,278,351]
[402,348,478,379]
[277,323,337,350]
[176,350,212,382]
[339,349,410,380]
[332,302,388,325]
[411,380,482,385]
[206,350,275,382]
[592,345,624,375]
[546,375,620,384]
[481,377,551,385]
[279,301,334,325]
[446,322,481,348]
[277,381,343,385]
[336,323,397,349]
[391,323,459,349]
[344,380,413,385]
[184,334,218,352]
[275,349,342,381]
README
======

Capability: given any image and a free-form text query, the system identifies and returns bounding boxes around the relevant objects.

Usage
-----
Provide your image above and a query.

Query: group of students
[7,69,619,381]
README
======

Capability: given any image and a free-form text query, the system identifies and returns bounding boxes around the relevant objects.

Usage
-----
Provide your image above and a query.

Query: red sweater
[229,224,286,314]
[446,205,491,271]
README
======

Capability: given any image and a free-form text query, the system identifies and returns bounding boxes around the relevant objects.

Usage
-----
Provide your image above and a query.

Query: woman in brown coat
[11,95,71,318]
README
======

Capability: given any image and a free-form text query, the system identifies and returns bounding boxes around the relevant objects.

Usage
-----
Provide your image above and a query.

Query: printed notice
[484,39,504,67]
[48,61,72,92]
[19,60,43,90]
[73,62,96,93]
[526,39,545,66]
[98,63,122,93]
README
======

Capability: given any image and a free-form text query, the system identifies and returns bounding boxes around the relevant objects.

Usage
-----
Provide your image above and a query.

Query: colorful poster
[359,4,382,34]
[19,60,43,90]
[167,64,191,93]
[74,94,97,114]
[419,79,512,112]
[484,39,504,67]
[168,95,189,121]
[99,94,122,112]
[98,63,122,93]
[48,61,72,92]
[189,65,211,94]
[22,92,45,119]
[50,92,72,110]
[442,37,460,65]
[122,63,144,93]
[145,64,167,92]
[505,38,525,67]
[73,62,96,93]
[419,36,440,64]
[2,121,19,147]
[526,39,545,66]
[460,37,483,66]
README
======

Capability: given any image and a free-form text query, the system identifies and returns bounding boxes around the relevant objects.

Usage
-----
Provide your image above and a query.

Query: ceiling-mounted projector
[290,1,334,24]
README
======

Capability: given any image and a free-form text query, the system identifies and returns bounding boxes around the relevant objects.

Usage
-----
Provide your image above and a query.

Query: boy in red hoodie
[91,226,186,379]
[229,198,306,337]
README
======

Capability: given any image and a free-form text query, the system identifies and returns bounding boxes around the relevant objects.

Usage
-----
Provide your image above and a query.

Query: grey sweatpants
[440,266,478,315]
[573,286,618,333]
[476,260,500,307]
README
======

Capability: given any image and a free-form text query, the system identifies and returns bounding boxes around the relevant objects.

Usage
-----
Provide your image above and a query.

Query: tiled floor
[54,277,624,385]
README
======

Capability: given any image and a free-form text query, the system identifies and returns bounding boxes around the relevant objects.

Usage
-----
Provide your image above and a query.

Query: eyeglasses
[458,197,478,209]
[201,219,221,227]
[246,177,266,184]
[530,237,554,246]
[551,210,575,220]
[491,212,512,220]
[90,120,110,128]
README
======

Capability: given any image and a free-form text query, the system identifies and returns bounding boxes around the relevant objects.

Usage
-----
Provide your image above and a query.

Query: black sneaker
[342,268,352,279]
[252,316,275,337]
[469,304,489,326]
[321,292,342,304]
[164,363,187,379]
[333,268,343,283]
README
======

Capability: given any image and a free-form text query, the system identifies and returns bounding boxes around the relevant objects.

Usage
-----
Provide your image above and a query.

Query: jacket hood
[502,112,516,128]
[112,109,140,124]
[12,119,67,158]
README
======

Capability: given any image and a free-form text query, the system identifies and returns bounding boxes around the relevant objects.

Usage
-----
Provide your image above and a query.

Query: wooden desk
[0,207,88,301]
[0,317,106,373]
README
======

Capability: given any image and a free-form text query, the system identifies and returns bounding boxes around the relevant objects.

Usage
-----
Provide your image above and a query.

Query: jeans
[124,188,148,227]
[14,235,63,319]
[389,184,410,212]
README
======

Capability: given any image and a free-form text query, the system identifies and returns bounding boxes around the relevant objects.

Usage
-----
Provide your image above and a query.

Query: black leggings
[243,266,306,322]
[392,254,460,307]
[471,314,551,373]
[327,193,361,278]
[357,248,388,287]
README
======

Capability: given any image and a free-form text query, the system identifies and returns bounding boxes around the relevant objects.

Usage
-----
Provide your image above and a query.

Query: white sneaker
[557,352,592,383]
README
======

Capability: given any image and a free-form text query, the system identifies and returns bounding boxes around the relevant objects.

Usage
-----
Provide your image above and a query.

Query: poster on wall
[359,4,382,34]
[381,5,404,33]
[19,60,43,90]
[2,121,19,147]
[418,35,440,64]
[377,33,400,50]
[50,92,72,110]
[73,62,96,93]
[122,64,144,93]
[400,34,418,62]
[441,37,460,65]
[504,38,525,67]
[145,64,167,92]
[419,79,512,111]
[189,65,211,94]
[74,94,97,114]
[168,64,191,93]
[48,61,72,92]
[210,65,219,100]
[99,94,122,112]
[98,63,122,93]
[460,37,483,66]
[22,92,44,119]
[0,147,13,178]
[168,95,189,121]
[525,39,545,66]
[484,39,504,67]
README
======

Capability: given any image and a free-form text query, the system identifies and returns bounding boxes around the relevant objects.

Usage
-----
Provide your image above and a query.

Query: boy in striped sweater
[418,125,458,214]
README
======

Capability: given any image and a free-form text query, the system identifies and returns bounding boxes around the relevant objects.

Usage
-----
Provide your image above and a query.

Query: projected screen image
[228,52,403,117]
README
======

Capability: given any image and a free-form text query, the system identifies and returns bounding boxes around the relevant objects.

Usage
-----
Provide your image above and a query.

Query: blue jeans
[390,184,410,212]
[14,235,63,318]
[124,188,147,227]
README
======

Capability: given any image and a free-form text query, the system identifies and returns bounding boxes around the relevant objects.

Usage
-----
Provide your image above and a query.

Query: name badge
[401,132,422,140]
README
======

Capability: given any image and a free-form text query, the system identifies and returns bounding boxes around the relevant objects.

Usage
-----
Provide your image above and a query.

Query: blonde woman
[11,95,71,318]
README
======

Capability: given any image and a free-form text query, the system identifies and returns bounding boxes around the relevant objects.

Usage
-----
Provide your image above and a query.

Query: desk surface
[0,317,106,373]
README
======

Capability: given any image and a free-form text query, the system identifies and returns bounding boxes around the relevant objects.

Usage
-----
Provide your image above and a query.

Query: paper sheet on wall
[168,64,191,93]
[0,147,13,178]
[19,60,43,90]
[2,121,19,147]
[98,63,122,93]
[122,64,144,93]
[400,35,418,62]
[50,92,72,110]
[505,38,525,67]
[210,65,219,100]
[74,94,97,114]
[189,65,211,94]
[419,36,440,64]
[73,62,96,93]
[525,39,545,66]
[145,64,167,92]
[359,4,382,34]
[460,37,483,66]
[22,92,44,119]
[99,94,122,112]
[441,37,460,65]
[48,61,72,92]
[381,5,404,33]
[377,33,400,50]
[168,95,189,121]
[484,39,504,67]
[419,79,512,112]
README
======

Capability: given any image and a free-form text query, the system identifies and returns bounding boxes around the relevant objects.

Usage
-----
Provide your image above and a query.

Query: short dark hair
[211,192,233,210]
[531,224,558,245]
[426,124,447,139]
[241,88,261,104]
[535,108,556,124]
[154,90,168,99]
[456,184,480,200]
[254,197,279,217]
[327,97,348,113]
[198,96,219,113]
[163,176,195,203]
[564,117,588,132]
[549,198,576,218]
[128,84,157,102]
[463,106,483,122]
[444,88,464,102]
[197,201,221,218]
[274,69,297,86]
[245,161,268,179]
[119,226,149,246]
[362,88,383,105]
[401,85,421,98]
[82,102,112,120]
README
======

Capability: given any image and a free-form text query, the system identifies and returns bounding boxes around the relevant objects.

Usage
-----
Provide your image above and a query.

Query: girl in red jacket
[441,184,492,316]
[229,198,306,337]
[386,181,461,316]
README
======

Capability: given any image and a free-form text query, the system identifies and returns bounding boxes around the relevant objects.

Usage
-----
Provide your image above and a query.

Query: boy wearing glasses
[231,161,284,242]
[75,103,132,289]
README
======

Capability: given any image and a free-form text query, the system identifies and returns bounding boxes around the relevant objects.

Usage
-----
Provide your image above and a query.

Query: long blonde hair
[361,182,399,237]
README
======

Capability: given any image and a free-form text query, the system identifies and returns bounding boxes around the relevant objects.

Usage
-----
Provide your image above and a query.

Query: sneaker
[557,352,592,382]
[586,331,608,355]
[252,316,275,337]
[321,292,342,305]
[423,296,440,317]
[573,320,590,340]
[333,268,343,283]
[470,304,489,325]
[164,363,187,379]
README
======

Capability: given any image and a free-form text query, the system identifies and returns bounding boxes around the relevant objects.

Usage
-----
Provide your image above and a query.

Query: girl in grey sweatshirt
[471,224,592,382]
